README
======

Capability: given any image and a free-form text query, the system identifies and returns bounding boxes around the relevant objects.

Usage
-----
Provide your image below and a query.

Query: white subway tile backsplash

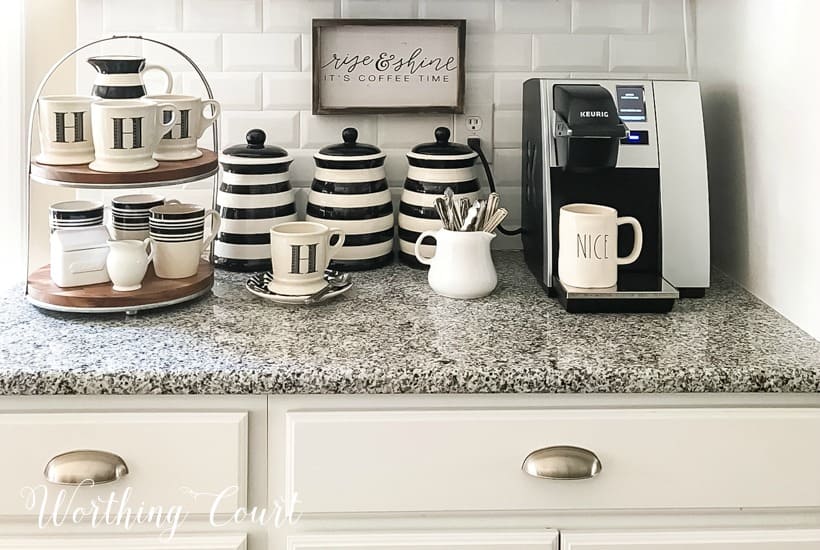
[572,0,648,34]
[377,115,454,149]
[264,0,337,32]
[493,72,568,109]
[299,113,378,148]
[534,33,608,71]
[420,0,494,32]
[102,0,182,32]
[182,72,262,110]
[183,0,262,32]
[78,0,690,240]
[649,0,684,33]
[223,33,301,71]
[263,73,312,110]
[467,34,532,72]
[221,110,300,149]
[496,0,571,33]
[342,0,418,18]
[141,33,223,72]
[610,33,685,72]
[493,147,522,186]
[465,73,494,105]
[493,110,522,148]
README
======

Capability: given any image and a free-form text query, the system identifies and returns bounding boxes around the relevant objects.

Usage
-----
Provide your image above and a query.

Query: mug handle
[198,99,222,138]
[142,64,174,94]
[327,229,346,260]
[616,216,643,265]
[154,103,179,147]
[201,209,222,253]
[143,238,155,265]
[414,230,438,266]
[165,199,181,206]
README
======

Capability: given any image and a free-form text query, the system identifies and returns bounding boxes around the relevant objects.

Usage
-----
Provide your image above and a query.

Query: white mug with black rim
[558,203,643,289]
[111,194,180,241]
[149,203,220,279]
[49,200,104,233]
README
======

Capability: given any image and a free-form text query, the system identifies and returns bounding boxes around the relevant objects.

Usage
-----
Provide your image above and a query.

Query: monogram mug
[558,203,643,289]
[268,222,345,296]
[90,100,179,173]
[37,96,96,165]
[144,94,221,161]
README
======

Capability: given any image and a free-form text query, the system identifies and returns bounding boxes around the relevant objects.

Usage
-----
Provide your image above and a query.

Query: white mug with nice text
[144,94,221,161]
[268,222,345,296]
[558,203,643,289]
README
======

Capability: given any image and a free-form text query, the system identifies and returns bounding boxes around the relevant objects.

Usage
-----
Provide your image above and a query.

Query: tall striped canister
[306,128,394,271]
[214,129,296,272]
[398,127,480,268]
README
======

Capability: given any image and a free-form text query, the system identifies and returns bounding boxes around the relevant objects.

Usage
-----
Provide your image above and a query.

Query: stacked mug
[306,128,394,271]
[398,127,481,268]
[215,129,296,272]
[49,201,104,233]
[110,194,179,241]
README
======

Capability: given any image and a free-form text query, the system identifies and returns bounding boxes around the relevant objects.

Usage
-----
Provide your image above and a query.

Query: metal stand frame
[24,35,220,314]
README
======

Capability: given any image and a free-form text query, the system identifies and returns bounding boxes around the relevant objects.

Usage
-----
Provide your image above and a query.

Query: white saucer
[245,270,353,305]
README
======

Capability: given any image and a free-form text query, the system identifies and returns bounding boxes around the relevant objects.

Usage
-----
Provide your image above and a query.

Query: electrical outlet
[456,103,494,163]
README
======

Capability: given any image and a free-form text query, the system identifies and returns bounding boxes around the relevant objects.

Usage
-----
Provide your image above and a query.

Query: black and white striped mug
[149,203,221,279]
[49,200,104,233]
[111,194,180,241]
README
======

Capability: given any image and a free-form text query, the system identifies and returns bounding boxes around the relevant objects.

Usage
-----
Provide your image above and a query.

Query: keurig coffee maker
[521,79,710,312]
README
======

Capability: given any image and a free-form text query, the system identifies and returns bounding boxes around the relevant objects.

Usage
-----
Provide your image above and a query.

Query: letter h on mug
[558,203,643,289]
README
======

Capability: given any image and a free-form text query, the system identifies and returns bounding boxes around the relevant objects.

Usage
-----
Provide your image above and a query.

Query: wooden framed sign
[312,19,466,115]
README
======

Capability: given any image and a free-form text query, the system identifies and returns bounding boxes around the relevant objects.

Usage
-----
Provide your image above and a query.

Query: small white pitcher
[106,239,154,292]
[414,229,497,299]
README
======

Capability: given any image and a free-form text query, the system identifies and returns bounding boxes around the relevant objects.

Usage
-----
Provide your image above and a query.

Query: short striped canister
[399,127,480,268]
[306,128,394,271]
[214,129,296,272]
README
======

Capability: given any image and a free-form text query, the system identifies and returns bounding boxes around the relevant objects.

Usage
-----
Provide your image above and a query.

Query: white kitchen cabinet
[287,531,559,550]
[560,529,820,549]
[0,534,246,550]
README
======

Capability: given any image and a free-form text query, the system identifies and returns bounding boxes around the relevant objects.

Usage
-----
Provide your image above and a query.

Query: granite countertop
[0,251,818,395]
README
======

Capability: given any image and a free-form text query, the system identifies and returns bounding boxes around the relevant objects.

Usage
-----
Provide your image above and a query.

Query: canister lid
[409,127,477,158]
[220,129,292,164]
[316,128,384,159]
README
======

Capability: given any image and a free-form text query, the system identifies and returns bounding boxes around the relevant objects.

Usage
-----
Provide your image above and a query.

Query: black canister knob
[246,129,266,148]
[434,126,451,144]
[342,127,358,144]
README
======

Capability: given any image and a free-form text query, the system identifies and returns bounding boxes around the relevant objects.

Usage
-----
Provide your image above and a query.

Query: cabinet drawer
[286,408,820,514]
[0,412,247,515]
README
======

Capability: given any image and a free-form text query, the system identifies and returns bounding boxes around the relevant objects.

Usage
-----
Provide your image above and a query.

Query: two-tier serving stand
[24,36,220,315]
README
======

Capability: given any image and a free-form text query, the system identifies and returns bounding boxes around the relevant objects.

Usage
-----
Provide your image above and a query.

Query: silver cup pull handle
[44,450,129,486]
[522,445,602,480]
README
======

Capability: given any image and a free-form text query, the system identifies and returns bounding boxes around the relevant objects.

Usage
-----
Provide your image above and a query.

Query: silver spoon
[304,272,352,304]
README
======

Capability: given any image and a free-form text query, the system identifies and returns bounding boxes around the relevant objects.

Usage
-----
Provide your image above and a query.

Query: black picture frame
[312,18,466,115]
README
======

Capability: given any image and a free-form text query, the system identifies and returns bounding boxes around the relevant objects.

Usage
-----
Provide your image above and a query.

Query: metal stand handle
[24,35,220,288]
[522,445,602,480]
[44,449,129,485]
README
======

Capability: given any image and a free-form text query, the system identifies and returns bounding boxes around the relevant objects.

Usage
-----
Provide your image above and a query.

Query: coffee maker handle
[142,64,174,94]
[616,216,643,266]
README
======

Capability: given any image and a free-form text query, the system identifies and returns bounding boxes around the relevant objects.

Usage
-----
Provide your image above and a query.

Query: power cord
[467,137,522,236]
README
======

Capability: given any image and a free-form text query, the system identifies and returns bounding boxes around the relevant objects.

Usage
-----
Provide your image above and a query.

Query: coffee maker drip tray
[553,273,679,313]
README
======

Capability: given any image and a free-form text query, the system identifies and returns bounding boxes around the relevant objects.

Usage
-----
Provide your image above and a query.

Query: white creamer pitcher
[414,229,497,299]
[106,239,154,292]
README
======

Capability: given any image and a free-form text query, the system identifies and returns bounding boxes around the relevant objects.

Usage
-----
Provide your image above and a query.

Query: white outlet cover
[455,103,494,163]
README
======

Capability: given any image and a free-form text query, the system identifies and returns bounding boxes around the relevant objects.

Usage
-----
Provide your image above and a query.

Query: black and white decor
[398,127,480,268]
[48,200,104,233]
[215,129,297,272]
[306,128,394,271]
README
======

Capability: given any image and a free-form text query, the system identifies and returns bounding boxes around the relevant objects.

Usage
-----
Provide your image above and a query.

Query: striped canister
[214,129,296,271]
[306,127,394,271]
[398,127,480,268]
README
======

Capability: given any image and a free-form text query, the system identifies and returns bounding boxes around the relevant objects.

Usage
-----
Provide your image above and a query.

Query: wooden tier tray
[27,260,213,314]
[30,149,218,189]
